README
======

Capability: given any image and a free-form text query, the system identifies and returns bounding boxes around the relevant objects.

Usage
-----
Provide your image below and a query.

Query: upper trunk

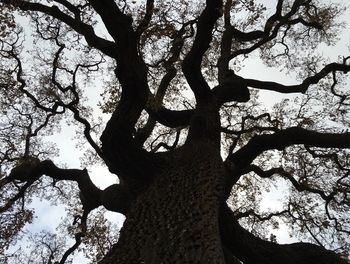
[100,142,227,263]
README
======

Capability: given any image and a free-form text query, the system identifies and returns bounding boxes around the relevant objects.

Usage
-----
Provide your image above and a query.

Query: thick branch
[88,0,149,104]
[135,0,154,39]
[211,73,250,105]
[8,159,102,210]
[134,23,188,146]
[230,0,284,41]
[101,184,132,215]
[88,0,132,43]
[244,63,350,94]
[88,0,148,96]
[219,204,346,264]
[85,1,153,183]
[146,107,193,128]
[217,0,234,81]
[217,0,283,80]
[41,163,130,214]
[228,0,324,60]
[182,0,223,101]
[228,127,350,171]
[1,0,117,58]
[5,159,131,214]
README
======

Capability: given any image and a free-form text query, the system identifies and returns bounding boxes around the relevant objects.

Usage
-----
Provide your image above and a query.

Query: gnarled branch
[228,127,350,172]
[219,204,346,264]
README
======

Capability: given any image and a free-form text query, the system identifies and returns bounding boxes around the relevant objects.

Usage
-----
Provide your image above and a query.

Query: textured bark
[100,143,226,264]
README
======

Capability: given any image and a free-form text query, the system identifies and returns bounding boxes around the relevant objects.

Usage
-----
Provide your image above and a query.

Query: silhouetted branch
[219,204,346,264]
[59,210,88,264]
[228,127,350,171]
[246,164,335,201]
[243,62,350,94]
[1,0,117,57]
[182,0,223,101]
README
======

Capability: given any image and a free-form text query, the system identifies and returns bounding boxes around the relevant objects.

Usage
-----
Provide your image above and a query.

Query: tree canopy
[0,0,350,263]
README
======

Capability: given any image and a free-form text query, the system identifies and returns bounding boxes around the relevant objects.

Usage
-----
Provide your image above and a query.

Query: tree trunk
[100,142,226,263]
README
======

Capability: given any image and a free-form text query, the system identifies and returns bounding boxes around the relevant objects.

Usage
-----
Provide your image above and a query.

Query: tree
[0,0,349,263]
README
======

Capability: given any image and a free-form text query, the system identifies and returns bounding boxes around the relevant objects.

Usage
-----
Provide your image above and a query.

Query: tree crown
[0,0,349,262]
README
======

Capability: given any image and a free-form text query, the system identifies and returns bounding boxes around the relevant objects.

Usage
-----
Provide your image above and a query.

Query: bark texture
[100,143,226,264]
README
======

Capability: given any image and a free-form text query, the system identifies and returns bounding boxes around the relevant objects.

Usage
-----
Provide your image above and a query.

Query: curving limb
[243,62,350,94]
[1,156,133,262]
[3,158,132,215]
[135,0,155,39]
[146,107,193,128]
[212,61,350,107]
[228,0,325,60]
[182,0,223,102]
[84,0,155,185]
[0,159,98,262]
[245,165,336,201]
[134,21,191,146]
[150,127,183,153]
[219,204,346,264]
[227,127,350,173]
[0,0,117,58]
[59,210,89,264]
[217,0,284,80]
